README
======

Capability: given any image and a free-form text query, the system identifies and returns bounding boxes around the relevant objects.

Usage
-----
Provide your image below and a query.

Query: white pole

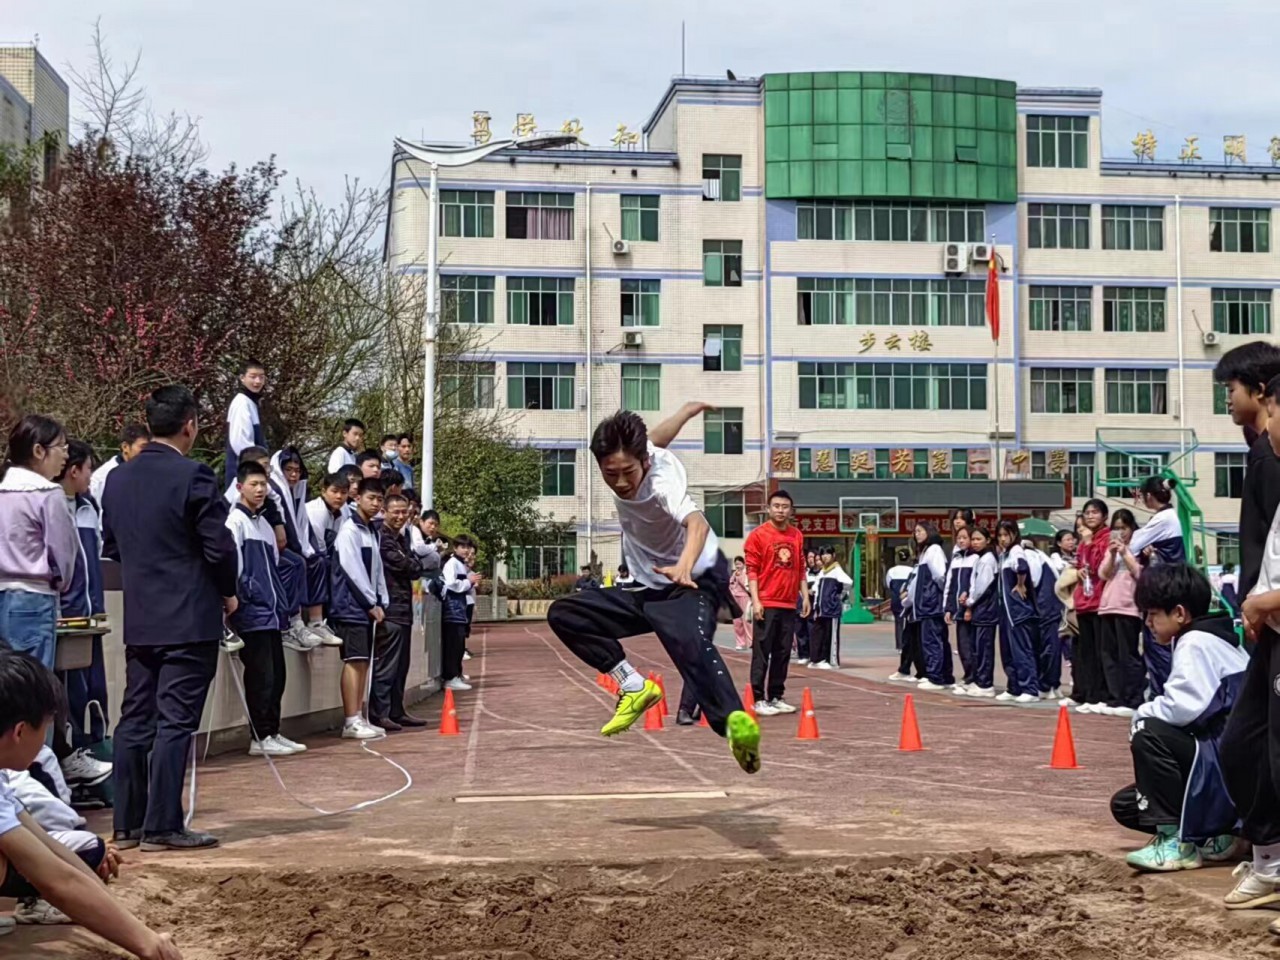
[421,162,439,509]
[1175,195,1186,457]
[584,183,594,564]
[992,234,1002,522]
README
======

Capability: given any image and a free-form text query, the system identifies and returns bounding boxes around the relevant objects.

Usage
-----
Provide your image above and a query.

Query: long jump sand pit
[91,852,1271,960]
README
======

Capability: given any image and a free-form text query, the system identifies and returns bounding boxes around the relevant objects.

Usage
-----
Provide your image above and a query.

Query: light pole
[393,134,577,509]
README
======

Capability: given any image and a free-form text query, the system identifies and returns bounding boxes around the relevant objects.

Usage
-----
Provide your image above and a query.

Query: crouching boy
[1111,563,1249,872]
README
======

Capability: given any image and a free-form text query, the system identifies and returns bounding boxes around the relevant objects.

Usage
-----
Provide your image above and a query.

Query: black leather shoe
[373,717,403,732]
[393,714,428,728]
[113,829,142,850]
[676,709,695,726]
[140,829,219,852]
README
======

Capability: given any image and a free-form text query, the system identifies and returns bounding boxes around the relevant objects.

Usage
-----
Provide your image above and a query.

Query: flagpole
[991,234,1002,524]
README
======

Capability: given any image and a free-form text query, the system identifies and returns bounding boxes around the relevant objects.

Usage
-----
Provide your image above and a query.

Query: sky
[8,1,1280,205]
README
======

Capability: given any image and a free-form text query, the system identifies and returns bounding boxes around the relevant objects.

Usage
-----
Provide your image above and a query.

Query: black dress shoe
[140,829,219,852]
[373,717,403,732]
[676,709,695,726]
[393,714,428,728]
[113,829,142,850]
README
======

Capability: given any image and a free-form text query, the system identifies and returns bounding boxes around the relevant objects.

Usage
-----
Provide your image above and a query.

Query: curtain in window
[527,208,572,240]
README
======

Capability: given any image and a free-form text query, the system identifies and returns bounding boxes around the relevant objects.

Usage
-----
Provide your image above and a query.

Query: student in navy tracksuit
[886,549,916,680]
[1026,541,1065,698]
[272,447,339,645]
[225,462,302,758]
[1129,476,1186,696]
[995,520,1041,703]
[305,472,348,625]
[943,527,974,693]
[224,360,267,487]
[962,526,1000,697]
[810,545,851,669]
[57,441,110,751]
[441,536,479,690]
[793,552,818,664]
[911,522,953,690]
[330,478,389,741]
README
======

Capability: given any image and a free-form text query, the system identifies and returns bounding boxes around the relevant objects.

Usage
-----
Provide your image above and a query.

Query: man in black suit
[102,385,239,851]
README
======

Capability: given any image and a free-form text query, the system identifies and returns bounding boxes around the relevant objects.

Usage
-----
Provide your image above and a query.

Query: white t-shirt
[614,444,719,590]
[0,771,22,838]
[1253,499,1280,632]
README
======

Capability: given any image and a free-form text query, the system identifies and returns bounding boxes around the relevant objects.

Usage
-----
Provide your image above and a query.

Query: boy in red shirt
[745,490,809,715]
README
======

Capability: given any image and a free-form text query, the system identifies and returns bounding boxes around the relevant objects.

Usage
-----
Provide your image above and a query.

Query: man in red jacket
[745,490,809,716]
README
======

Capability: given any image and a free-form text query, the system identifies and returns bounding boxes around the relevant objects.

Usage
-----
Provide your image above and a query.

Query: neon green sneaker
[726,710,761,775]
[601,680,663,737]
[1126,828,1202,873]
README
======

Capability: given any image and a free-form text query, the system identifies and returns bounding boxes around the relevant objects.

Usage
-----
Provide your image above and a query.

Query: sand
[74,852,1275,960]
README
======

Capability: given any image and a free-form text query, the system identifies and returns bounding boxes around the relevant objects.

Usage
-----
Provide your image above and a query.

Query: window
[799,362,987,411]
[506,191,574,240]
[441,275,495,324]
[798,278,854,325]
[703,241,743,287]
[1104,369,1168,415]
[541,449,576,497]
[703,325,742,372]
[797,201,986,243]
[506,362,575,410]
[704,408,743,455]
[1215,453,1246,499]
[1210,207,1270,253]
[509,536,577,579]
[441,362,495,409]
[1102,205,1164,251]
[439,190,495,238]
[1029,286,1092,332]
[704,492,745,539]
[1214,382,1229,416]
[1028,203,1090,249]
[1026,115,1088,169]
[620,195,659,242]
[621,280,660,327]
[1069,452,1096,500]
[1103,287,1166,333]
[1217,533,1241,568]
[621,363,661,411]
[1213,288,1272,335]
[702,154,742,202]
[1029,368,1094,414]
[508,277,574,326]
[820,279,983,327]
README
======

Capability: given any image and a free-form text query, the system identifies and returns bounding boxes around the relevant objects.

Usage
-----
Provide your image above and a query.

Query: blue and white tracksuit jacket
[226,503,289,634]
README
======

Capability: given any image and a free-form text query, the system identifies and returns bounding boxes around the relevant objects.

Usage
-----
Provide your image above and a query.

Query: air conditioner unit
[623,330,644,348]
[612,238,631,256]
[969,242,993,263]
[576,386,587,409]
[943,242,967,274]
[1202,329,1221,347]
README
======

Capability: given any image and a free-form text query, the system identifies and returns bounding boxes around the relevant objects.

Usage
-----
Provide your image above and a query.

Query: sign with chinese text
[889,448,915,476]
[1003,449,1031,480]
[771,448,796,478]
[967,448,991,477]
[927,449,952,477]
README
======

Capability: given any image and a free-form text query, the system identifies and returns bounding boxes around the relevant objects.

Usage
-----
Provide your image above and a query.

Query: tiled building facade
[0,44,69,177]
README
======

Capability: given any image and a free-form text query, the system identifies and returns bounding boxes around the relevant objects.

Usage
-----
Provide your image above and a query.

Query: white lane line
[455,790,729,804]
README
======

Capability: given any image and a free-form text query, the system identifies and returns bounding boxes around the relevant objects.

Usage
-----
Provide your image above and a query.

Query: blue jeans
[0,590,58,669]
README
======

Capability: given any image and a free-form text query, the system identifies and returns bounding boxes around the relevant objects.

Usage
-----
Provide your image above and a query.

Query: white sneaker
[815,661,835,670]
[887,672,913,681]
[951,683,971,696]
[1225,862,1280,909]
[0,915,12,936]
[14,899,70,924]
[1059,696,1077,707]
[1109,706,1136,718]
[1045,688,1062,701]
[249,737,295,757]
[1075,702,1097,714]
[795,657,810,665]
[221,629,245,653]
[445,678,472,691]
[754,700,780,716]
[282,624,315,652]
[1013,693,1039,704]
[967,686,996,698]
[341,720,381,740]
[917,680,948,692]
[463,650,473,661]
[60,748,111,787]
[273,734,307,753]
[995,691,1016,702]
[311,622,343,647]
[771,698,797,714]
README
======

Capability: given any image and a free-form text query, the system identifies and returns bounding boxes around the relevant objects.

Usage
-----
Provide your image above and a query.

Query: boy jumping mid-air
[547,405,761,774]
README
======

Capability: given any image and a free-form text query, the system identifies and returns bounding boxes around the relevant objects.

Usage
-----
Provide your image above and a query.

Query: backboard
[1095,427,1198,493]
[838,496,900,535]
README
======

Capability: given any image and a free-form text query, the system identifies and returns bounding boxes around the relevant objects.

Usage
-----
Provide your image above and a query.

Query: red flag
[985,255,1000,342]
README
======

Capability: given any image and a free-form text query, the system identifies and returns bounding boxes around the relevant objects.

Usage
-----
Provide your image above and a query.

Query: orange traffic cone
[898,694,923,752]
[596,673,608,689]
[796,687,820,740]
[698,709,710,727]
[439,688,460,736]
[656,674,670,718]
[643,700,664,731]
[1048,704,1080,770]
[742,684,757,720]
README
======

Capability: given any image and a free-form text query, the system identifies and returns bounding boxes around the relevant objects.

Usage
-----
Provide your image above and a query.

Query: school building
[386,70,1278,595]
[0,43,68,178]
